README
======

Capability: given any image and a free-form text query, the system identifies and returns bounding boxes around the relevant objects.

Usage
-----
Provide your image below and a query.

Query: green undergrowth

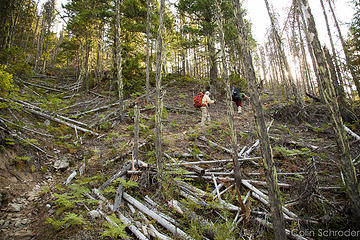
[45,175,142,239]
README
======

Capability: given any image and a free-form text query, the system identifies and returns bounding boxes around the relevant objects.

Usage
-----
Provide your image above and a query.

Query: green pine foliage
[0,65,15,97]
[45,212,85,231]
[100,214,129,239]
[0,64,18,109]
[0,47,32,76]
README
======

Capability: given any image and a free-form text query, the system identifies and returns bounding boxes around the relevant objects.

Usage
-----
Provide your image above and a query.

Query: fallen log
[172,199,215,239]
[117,212,150,240]
[99,162,132,191]
[73,101,121,118]
[251,210,319,224]
[211,183,224,195]
[123,192,193,240]
[243,140,259,157]
[90,91,110,98]
[255,217,308,240]
[306,92,321,102]
[199,136,233,154]
[65,170,77,185]
[132,203,175,240]
[212,174,222,201]
[20,80,63,92]
[11,132,51,157]
[113,181,124,212]
[181,175,291,189]
[25,107,98,135]
[246,172,306,176]
[269,136,319,150]
[344,125,360,141]
[213,184,233,200]
[16,99,90,128]
[143,196,179,226]
[168,157,261,166]
[176,180,241,212]
[0,117,53,137]
[59,97,99,112]
[242,180,297,219]
[89,191,150,240]
[148,224,172,240]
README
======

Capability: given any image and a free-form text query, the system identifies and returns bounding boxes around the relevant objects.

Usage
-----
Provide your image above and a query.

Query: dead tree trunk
[155,0,165,173]
[296,2,325,101]
[264,0,303,107]
[115,0,125,120]
[84,38,91,92]
[297,17,314,95]
[259,46,267,89]
[327,0,360,98]
[214,0,247,216]
[320,0,346,99]
[299,0,360,220]
[145,0,152,103]
[319,0,352,121]
[35,15,45,72]
[208,34,218,92]
[132,104,140,170]
[232,0,286,238]
[42,0,55,73]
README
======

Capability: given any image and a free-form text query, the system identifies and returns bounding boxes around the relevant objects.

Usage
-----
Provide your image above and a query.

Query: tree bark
[320,0,346,100]
[208,34,218,91]
[35,15,45,72]
[155,0,165,173]
[232,0,287,238]
[133,104,140,170]
[115,0,125,120]
[84,38,91,92]
[327,0,360,98]
[42,0,55,73]
[214,0,243,204]
[145,0,152,103]
[123,192,193,240]
[296,2,325,101]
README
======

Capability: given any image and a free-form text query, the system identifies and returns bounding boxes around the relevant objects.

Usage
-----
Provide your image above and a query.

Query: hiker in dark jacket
[232,87,249,114]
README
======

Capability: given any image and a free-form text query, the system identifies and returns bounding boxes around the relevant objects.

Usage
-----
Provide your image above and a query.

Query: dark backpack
[232,88,241,101]
[194,92,205,108]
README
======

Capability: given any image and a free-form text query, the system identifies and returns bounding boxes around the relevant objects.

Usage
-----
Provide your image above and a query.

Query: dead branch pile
[62,130,329,240]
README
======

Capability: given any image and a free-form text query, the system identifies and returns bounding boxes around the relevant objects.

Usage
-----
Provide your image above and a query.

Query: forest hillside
[0,0,360,240]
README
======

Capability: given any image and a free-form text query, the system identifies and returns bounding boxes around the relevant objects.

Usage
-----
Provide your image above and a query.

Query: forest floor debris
[0,76,359,239]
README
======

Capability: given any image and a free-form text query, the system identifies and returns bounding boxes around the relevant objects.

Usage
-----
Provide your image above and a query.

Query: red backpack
[194,92,205,108]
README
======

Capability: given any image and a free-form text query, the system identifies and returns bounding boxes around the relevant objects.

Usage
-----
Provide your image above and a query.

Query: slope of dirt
[0,76,359,240]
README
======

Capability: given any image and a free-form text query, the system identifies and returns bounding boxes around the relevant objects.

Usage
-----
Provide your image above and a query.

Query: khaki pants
[201,106,210,126]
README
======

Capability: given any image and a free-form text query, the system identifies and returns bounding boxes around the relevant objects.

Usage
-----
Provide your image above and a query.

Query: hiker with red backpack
[194,91,216,126]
